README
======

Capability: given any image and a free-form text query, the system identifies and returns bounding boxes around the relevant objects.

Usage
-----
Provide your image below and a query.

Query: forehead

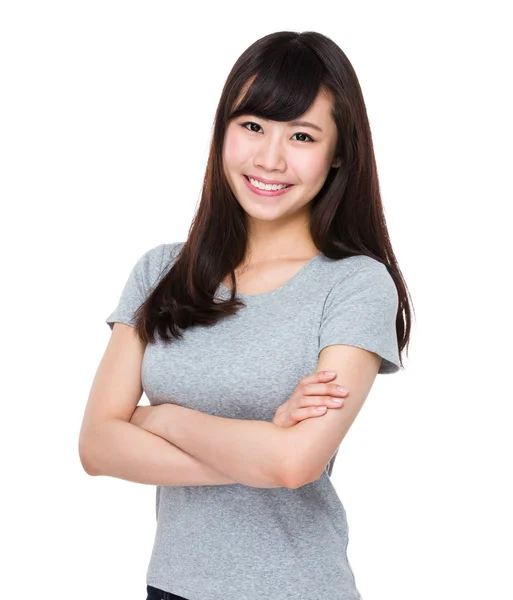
[297,91,334,123]
[233,77,335,126]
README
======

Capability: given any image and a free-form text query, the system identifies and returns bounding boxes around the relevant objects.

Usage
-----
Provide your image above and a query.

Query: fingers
[301,370,338,385]
[296,395,345,409]
[286,371,348,427]
[310,372,348,395]
[301,381,349,398]
[292,402,343,424]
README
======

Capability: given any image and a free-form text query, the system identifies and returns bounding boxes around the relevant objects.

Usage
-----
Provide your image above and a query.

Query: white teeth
[248,177,290,191]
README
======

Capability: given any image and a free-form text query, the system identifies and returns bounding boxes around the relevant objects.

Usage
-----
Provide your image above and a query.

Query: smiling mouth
[243,175,294,189]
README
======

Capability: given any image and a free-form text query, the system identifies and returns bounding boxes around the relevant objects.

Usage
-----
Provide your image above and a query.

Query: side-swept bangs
[227,45,330,124]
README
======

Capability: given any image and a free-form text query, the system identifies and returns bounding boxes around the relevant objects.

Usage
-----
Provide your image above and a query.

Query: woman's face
[223,89,341,224]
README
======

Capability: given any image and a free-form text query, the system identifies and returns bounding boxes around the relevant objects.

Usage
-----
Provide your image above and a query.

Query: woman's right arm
[79,323,241,487]
[80,417,241,486]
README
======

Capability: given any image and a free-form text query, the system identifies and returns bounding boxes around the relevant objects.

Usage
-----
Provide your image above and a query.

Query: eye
[240,121,315,143]
[241,121,263,134]
[291,132,315,143]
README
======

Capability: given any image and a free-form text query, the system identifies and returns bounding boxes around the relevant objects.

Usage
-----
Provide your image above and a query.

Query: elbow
[282,454,321,490]
[279,458,314,490]
[284,466,319,490]
[279,429,320,490]
[79,452,98,477]
[78,431,101,476]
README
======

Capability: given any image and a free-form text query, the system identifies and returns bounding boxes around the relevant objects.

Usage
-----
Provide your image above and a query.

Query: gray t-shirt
[106,241,401,600]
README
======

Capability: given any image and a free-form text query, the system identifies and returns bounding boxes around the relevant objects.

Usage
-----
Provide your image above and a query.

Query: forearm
[143,404,289,489]
[80,419,240,487]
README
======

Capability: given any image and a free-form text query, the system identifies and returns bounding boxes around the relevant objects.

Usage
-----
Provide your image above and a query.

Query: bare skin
[222,79,341,288]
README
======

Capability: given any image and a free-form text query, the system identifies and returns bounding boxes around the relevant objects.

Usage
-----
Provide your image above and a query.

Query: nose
[253,135,287,173]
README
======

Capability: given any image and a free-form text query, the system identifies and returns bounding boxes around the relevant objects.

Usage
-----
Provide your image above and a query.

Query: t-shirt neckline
[218,252,323,300]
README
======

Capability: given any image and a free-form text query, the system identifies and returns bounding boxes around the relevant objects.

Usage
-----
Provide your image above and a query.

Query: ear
[331,157,341,168]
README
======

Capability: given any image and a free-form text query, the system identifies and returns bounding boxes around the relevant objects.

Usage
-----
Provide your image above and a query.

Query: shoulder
[317,255,401,374]
[128,241,185,287]
[321,254,395,289]
[319,254,398,314]
[160,241,185,272]
[137,241,185,267]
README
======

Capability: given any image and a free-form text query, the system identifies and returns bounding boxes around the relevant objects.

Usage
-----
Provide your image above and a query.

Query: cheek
[224,129,248,166]
[295,152,331,183]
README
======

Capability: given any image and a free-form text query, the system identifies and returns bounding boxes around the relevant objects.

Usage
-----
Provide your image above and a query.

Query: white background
[1,1,511,599]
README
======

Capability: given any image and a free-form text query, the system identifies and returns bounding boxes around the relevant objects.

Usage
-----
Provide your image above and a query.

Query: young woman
[80,30,413,600]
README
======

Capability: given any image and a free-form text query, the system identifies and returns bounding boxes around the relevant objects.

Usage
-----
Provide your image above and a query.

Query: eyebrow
[288,120,323,133]
[257,116,323,133]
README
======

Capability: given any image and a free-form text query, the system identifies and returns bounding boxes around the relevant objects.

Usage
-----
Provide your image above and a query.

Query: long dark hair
[133,30,414,368]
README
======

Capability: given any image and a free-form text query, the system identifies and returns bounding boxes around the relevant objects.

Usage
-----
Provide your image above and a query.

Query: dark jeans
[146,584,189,600]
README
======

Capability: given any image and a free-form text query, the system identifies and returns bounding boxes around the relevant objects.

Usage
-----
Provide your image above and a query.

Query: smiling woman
[223,82,341,219]
[81,29,414,600]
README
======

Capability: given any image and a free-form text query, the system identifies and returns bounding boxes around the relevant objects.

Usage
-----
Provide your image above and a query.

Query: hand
[272,371,349,428]
[129,404,162,431]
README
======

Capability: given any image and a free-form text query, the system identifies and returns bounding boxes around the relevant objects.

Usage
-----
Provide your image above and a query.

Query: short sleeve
[318,259,401,374]
[105,243,167,330]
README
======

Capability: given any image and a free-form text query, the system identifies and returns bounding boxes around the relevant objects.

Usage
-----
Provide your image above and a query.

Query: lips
[243,175,293,188]
[242,174,296,198]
